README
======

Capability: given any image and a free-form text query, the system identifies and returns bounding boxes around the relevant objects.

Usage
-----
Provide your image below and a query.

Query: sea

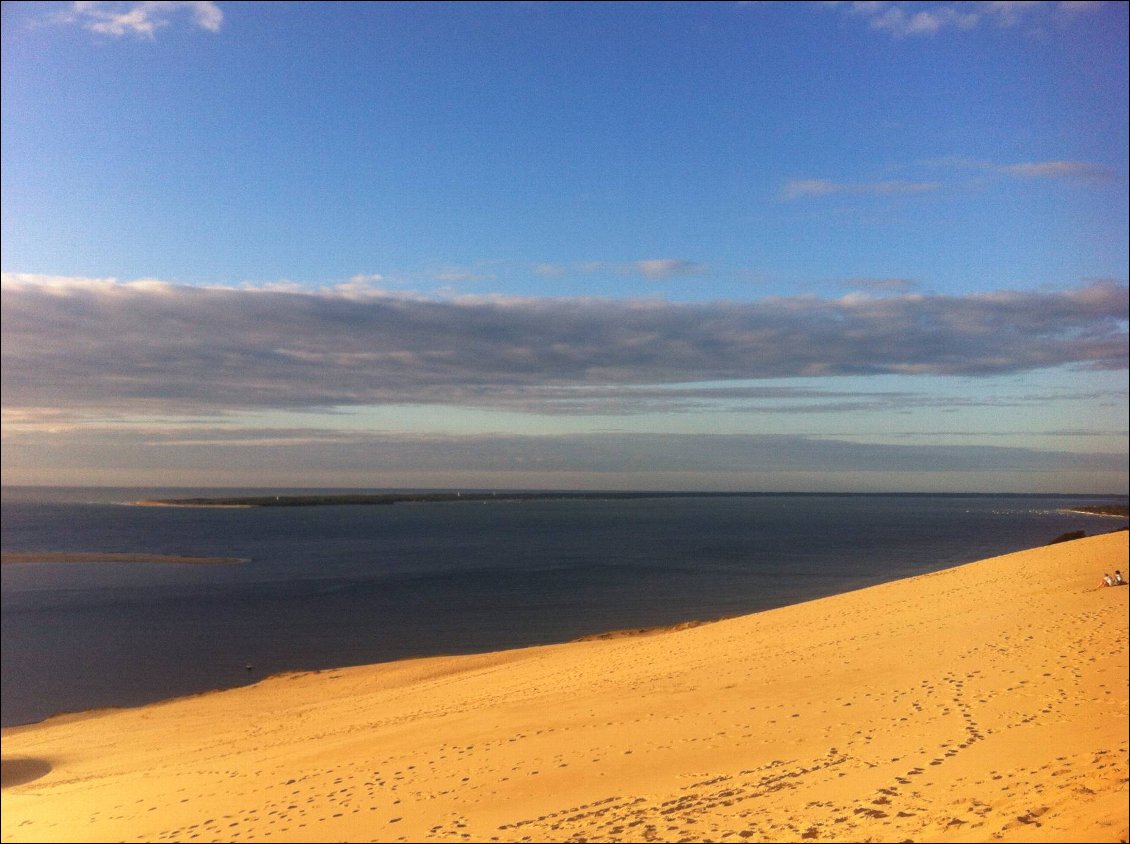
[2,487,1126,727]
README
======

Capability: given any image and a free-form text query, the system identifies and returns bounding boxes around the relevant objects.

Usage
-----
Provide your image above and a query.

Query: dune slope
[2,532,1127,843]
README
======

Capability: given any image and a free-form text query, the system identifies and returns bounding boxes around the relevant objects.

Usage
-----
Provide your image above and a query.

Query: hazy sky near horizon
[2,1,1127,492]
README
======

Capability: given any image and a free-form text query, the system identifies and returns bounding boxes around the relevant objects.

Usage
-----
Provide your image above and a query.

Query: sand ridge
[2,532,1127,843]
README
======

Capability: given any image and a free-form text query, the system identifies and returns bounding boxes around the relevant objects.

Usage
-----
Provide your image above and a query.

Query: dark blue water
[2,487,1125,726]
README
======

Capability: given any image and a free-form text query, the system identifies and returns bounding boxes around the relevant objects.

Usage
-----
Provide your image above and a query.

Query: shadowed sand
[2,533,1126,843]
[0,759,52,789]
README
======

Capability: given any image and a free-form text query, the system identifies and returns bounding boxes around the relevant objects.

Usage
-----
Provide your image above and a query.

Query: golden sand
[2,532,1126,843]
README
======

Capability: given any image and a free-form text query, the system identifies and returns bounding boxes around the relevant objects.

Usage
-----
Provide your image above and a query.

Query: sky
[1,0,1127,492]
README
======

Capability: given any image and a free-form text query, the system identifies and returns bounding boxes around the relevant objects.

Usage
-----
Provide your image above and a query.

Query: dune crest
[2,533,1127,843]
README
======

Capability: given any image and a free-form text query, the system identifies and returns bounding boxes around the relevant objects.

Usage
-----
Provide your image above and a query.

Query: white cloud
[839,277,920,294]
[429,267,497,283]
[346,273,385,285]
[868,5,978,36]
[922,156,1119,186]
[1057,1,1102,14]
[628,259,708,280]
[337,273,386,292]
[809,157,1118,199]
[58,2,223,39]
[835,1,1100,38]
[983,1,1045,28]
[1000,160,1116,184]
[531,260,707,280]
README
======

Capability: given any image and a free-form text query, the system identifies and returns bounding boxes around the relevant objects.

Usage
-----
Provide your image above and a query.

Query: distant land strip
[1,552,245,565]
[134,491,770,507]
[132,492,1130,508]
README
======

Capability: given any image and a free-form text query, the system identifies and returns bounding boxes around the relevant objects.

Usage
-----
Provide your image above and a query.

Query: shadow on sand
[1,758,52,788]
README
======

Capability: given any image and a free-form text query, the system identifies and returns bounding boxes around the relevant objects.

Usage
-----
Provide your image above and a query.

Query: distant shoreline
[1,552,245,566]
[132,491,777,508]
[130,491,1130,509]
[133,500,255,508]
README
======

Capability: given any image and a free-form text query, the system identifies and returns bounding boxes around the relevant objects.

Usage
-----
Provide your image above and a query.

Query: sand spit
[1,552,244,565]
[2,533,1127,843]
[1060,507,1130,520]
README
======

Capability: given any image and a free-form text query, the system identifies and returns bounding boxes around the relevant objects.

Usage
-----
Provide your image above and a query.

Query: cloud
[1056,1,1103,15]
[834,1,1099,38]
[819,157,1120,199]
[628,259,708,280]
[868,4,980,36]
[346,273,385,285]
[333,274,388,296]
[923,155,1119,184]
[839,277,920,294]
[780,178,940,200]
[531,260,707,280]
[1,276,1125,418]
[6,425,1124,480]
[9,380,1109,422]
[57,1,222,39]
[999,160,1117,185]
[430,267,497,283]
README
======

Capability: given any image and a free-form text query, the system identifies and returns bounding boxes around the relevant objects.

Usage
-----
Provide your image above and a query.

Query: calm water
[2,487,1125,726]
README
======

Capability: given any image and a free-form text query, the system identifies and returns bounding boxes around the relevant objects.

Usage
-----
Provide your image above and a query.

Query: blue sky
[1,1,1127,491]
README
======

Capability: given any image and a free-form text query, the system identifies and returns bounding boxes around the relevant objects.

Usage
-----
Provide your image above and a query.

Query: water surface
[2,487,1123,726]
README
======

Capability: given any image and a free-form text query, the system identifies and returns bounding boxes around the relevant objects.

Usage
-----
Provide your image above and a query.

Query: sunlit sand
[2,532,1126,843]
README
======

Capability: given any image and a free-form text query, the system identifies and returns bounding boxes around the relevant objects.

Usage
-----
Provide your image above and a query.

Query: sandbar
[2,532,1126,842]
[1061,506,1129,519]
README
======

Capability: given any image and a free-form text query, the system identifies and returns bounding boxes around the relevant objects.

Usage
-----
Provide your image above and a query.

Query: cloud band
[2,276,1126,416]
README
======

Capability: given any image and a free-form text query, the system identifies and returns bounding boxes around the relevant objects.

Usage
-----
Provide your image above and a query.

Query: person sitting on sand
[1115,570,1125,585]
[1102,573,1114,587]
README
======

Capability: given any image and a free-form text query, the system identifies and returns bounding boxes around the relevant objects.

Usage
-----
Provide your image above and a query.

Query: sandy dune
[2,532,1127,843]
